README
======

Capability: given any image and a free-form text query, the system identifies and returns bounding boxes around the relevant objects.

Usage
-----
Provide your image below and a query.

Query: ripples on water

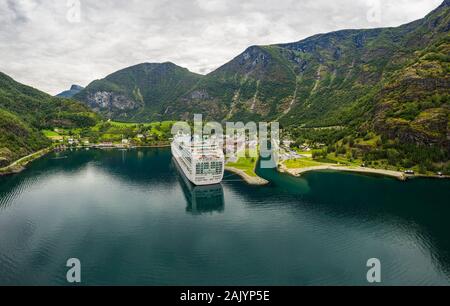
[0,148,449,285]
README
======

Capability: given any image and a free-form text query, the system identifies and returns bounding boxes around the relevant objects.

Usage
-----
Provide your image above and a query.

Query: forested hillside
[0,72,98,167]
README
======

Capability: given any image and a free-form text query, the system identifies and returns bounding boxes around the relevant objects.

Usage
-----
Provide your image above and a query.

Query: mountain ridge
[74,62,203,121]
[74,1,448,127]
[71,2,449,152]
[56,84,84,98]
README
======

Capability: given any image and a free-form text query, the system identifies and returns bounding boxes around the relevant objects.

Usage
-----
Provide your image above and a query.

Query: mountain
[74,62,202,122]
[75,2,448,124]
[0,72,98,167]
[174,44,299,122]
[176,0,449,126]
[56,84,84,98]
[73,1,449,167]
[171,0,449,155]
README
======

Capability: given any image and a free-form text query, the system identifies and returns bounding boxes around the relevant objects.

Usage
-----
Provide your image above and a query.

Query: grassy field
[318,155,362,167]
[108,121,142,127]
[283,158,328,169]
[42,129,64,141]
[42,130,60,137]
[292,149,313,155]
[284,153,363,169]
[42,120,176,145]
[108,121,176,140]
[227,148,259,177]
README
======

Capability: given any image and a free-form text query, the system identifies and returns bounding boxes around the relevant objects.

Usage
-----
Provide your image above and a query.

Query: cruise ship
[171,134,225,186]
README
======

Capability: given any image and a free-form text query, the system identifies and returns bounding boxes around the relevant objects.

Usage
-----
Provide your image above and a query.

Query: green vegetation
[0,109,50,168]
[226,149,259,177]
[287,126,449,174]
[0,147,51,174]
[284,158,328,169]
[46,120,176,147]
[0,72,98,168]
[75,62,202,122]
[42,130,61,138]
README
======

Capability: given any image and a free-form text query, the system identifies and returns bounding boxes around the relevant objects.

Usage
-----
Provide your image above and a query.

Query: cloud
[0,0,443,94]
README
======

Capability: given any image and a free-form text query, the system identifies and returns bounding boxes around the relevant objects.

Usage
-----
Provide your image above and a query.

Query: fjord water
[0,148,449,285]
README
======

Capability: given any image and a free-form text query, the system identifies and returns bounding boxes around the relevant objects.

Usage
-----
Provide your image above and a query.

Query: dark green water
[0,148,449,285]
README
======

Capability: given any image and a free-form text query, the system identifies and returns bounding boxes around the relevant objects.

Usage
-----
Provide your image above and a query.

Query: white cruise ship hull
[171,141,224,186]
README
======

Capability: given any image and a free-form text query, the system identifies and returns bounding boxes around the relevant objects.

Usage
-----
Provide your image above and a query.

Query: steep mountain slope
[285,0,449,128]
[175,0,449,126]
[0,72,98,167]
[0,108,49,168]
[74,62,202,121]
[372,36,449,148]
[56,84,84,98]
[172,45,298,122]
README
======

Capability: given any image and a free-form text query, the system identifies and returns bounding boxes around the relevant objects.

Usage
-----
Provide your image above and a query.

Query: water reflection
[172,158,225,215]
[1,148,450,285]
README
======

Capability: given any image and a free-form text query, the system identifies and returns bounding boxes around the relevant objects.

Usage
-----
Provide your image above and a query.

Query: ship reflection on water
[172,159,225,214]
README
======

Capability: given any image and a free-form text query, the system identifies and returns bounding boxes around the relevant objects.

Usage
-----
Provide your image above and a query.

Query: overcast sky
[0,0,443,95]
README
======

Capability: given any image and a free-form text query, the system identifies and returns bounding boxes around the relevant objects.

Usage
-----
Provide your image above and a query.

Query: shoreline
[0,147,52,176]
[91,144,170,149]
[0,144,171,176]
[225,166,269,186]
[278,163,449,180]
[2,145,448,182]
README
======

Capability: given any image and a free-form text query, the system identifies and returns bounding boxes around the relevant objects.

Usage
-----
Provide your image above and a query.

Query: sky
[0,0,444,95]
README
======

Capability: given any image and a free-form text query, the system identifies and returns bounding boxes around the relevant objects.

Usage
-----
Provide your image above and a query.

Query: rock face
[56,84,84,98]
[74,62,202,121]
[86,91,141,111]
